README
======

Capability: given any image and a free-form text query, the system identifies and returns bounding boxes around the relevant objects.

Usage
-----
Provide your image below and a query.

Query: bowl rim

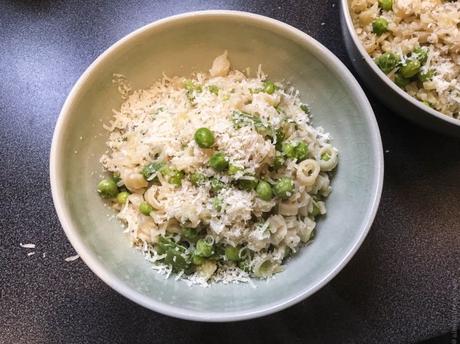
[50,9,384,322]
[340,0,460,128]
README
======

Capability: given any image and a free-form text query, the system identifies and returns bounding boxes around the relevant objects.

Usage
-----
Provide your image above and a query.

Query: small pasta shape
[197,260,217,281]
[144,186,164,210]
[268,215,287,245]
[296,159,320,186]
[297,191,312,208]
[358,2,378,26]
[319,145,338,172]
[127,193,143,208]
[137,216,160,243]
[271,245,288,263]
[317,201,327,215]
[253,256,282,278]
[284,229,301,249]
[253,197,276,217]
[124,172,148,191]
[298,217,316,243]
[311,173,332,196]
[177,204,200,227]
[209,51,230,77]
[350,0,367,13]
[164,219,181,234]
[284,216,299,230]
[298,205,309,217]
[278,200,298,216]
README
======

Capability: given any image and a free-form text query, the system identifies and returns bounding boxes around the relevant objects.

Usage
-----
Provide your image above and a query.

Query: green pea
[190,172,206,186]
[195,239,214,258]
[372,17,389,35]
[418,69,435,82]
[263,80,277,94]
[210,177,225,193]
[97,178,118,198]
[295,142,309,161]
[256,181,273,201]
[300,104,310,114]
[400,59,421,79]
[194,128,215,148]
[236,178,258,191]
[212,197,222,212]
[168,169,184,187]
[182,227,199,242]
[116,191,129,205]
[208,85,219,95]
[412,47,428,65]
[282,142,296,159]
[142,161,164,181]
[378,0,393,10]
[139,201,153,215]
[225,246,241,262]
[375,52,400,74]
[192,254,205,265]
[394,73,411,88]
[273,177,294,199]
[228,164,242,176]
[272,152,285,170]
[209,152,228,172]
[321,152,331,161]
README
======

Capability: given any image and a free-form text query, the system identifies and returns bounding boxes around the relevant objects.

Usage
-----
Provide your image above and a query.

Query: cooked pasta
[97,52,339,285]
[350,0,460,119]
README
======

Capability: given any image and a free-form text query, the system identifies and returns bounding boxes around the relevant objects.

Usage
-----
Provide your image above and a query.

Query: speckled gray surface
[1,0,459,343]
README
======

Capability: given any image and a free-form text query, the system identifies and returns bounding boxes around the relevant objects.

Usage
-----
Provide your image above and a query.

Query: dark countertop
[1,1,459,343]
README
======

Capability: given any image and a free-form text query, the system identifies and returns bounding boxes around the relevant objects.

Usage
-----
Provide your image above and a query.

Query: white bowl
[50,10,384,321]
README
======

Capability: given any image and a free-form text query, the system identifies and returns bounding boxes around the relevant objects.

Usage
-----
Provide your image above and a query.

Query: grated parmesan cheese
[20,243,36,249]
[64,254,80,262]
[99,53,338,285]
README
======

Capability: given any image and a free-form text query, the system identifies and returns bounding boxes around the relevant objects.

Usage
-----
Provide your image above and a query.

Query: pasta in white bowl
[96,52,339,285]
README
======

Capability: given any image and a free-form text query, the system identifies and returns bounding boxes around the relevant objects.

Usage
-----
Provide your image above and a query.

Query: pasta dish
[96,52,338,285]
[350,0,460,119]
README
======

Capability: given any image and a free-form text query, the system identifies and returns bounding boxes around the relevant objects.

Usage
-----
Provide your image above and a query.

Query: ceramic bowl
[50,10,383,321]
[340,0,460,137]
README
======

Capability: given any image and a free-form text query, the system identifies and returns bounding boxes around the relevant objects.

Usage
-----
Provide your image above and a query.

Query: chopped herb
[300,104,310,114]
[208,85,219,95]
[142,161,165,181]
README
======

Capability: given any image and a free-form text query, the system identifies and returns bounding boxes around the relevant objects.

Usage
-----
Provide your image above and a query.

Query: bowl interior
[52,12,382,320]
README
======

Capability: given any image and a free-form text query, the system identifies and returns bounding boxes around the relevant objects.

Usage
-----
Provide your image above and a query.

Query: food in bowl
[350,0,460,119]
[97,52,338,285]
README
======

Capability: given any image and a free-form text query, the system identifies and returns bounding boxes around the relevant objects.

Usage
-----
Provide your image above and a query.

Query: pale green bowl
[50,10,383,321]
